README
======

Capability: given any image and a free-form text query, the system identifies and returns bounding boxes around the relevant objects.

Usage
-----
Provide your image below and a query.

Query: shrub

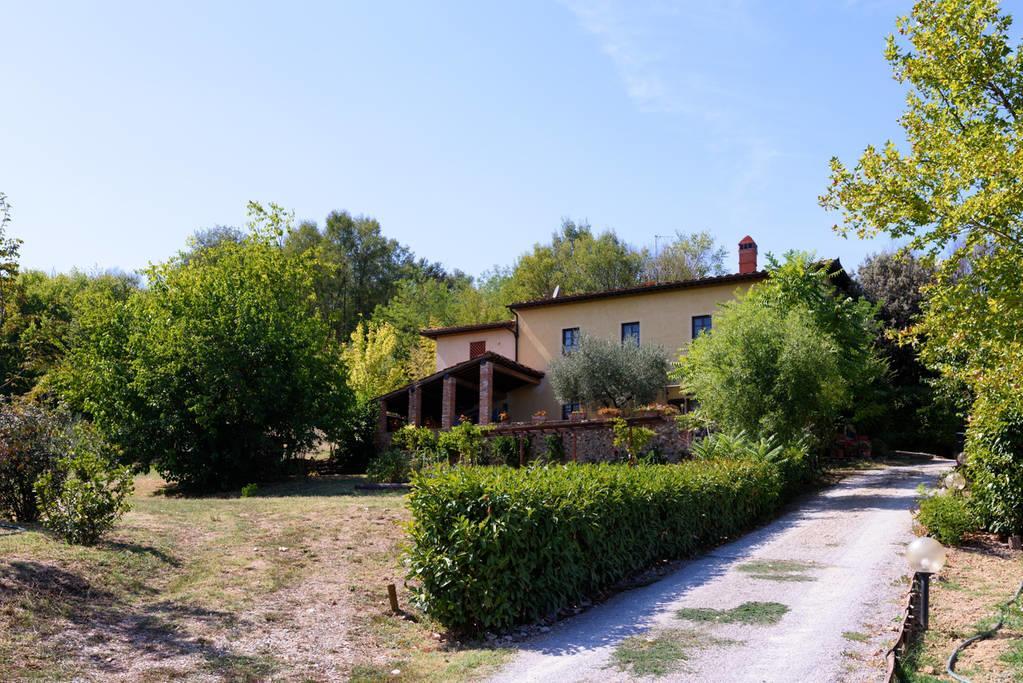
[438,422,489,465]
[486,435,519,467]
[53,203,353,491]
[690,431,813,496]
[366,449,412,483]
[240,483,259,498]
[611,418,656,464]
[0,399,65,522]
[406,458,784,633]
[541,433,565,463]
[964,396,1023,536]
[916,491,977,546]
[34,425,133,545]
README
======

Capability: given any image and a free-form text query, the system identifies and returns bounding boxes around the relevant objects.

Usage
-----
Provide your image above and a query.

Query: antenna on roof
[552,285,561,299]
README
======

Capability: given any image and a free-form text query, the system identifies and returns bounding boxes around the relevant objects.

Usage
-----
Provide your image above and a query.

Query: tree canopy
[549,334,670,410]
[55,203,352,490]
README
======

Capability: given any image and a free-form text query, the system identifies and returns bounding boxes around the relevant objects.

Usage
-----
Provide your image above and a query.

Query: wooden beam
[492,364,542,385]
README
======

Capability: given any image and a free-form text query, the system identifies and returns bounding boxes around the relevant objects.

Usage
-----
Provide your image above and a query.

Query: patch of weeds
[1000,638,1023,672]
[896,640,945,683]
[611,629,733,678]
[737,559,820,583]
[350,662,403,682]
[676,601,789,626]
[201,652,277,680]
[842,631,869,643]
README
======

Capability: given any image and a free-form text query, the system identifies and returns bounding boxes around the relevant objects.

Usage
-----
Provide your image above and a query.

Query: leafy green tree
[549,334,670,410]
[511,219,646,299]
[284,210,446,340]
[820,0,1023,530]
[644,230,727,282]
[676,253,885,448]
[55,203,352,490]
[342,321,408,402]
[1,269,139,397]
[0,192,21,332]
[855,252,961,451]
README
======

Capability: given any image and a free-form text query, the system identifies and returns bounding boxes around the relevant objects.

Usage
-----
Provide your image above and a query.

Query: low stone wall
[494,416,692,464]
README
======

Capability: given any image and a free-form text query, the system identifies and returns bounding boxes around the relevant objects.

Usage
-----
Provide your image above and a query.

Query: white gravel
[489,460,950,683]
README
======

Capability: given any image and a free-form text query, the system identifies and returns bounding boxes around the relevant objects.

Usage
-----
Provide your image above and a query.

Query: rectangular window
[469,340,486,359]
[561,402,581,420]
[562,327,580,354]
[692,315,712,339]
[621,321,640,346]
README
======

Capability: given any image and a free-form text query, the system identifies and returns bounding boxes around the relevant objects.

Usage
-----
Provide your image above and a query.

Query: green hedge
[406,459,784,633]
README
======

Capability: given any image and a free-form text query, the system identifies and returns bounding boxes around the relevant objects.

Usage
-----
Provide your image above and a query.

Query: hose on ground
[0,522,26,534]
[946,579,1023,683]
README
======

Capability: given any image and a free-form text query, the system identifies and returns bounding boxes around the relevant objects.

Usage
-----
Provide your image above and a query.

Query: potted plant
[532,410,547,424]
[597,407,622,420]
[569,409,586,422]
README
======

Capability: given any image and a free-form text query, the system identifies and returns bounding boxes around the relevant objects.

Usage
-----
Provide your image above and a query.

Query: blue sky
[1,1,983,278]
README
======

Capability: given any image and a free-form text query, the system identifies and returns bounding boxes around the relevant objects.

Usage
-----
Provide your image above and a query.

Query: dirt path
[491,460,950,683]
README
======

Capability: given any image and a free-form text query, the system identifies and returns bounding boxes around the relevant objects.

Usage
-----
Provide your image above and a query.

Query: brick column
[441,375,456,430]
[478,361,493,425]
[408,385,421,426]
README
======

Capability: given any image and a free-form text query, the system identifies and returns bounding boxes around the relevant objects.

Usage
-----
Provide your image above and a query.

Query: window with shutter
[469,341,486,359]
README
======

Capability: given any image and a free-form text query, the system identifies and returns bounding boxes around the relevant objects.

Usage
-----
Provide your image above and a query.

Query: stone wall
[513,416,692,464]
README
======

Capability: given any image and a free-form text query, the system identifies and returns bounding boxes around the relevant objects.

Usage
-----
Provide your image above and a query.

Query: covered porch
[376,352,544,437]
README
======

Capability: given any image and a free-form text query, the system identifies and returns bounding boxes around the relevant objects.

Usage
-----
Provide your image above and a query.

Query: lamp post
[906,536,947,630]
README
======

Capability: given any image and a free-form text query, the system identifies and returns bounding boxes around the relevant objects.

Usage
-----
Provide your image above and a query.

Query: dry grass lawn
[902,533,1023,682]
[0,473,508,682]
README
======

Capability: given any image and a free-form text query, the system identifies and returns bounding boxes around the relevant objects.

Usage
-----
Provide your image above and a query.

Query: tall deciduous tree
[511,219,646,299]
[0,193,21,331]
[676,253,885,448]
[821,0,1023,532]
[55,202,352,491]
[644,230,727,282]
[342,321,408,402]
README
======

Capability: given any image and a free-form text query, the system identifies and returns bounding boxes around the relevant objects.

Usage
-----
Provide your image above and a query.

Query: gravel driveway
[490,460,950,683]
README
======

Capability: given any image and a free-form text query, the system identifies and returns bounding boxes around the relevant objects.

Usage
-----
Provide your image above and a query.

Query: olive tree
[549,334,669,410]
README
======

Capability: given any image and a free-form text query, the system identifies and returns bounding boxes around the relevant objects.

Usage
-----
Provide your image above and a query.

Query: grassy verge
[0,473,509,681]
[898,533,1023,682]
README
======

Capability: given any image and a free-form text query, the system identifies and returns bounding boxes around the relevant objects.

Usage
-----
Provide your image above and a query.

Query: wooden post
[387,583,400,614]
[572,431,578,462]
[518,436,526,467]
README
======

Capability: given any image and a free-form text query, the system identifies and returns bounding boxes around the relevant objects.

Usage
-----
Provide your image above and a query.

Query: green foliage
[916,490,977,546]
[55,203,353,491]
[342,321,410,402]
[437,421,489,465]
[643,230,727,282]
[676,253,885,448]
[366,449,412,483]
[542,433,565,463]
[689,431,812,496]
[405,458,785,633]
[486,435,519,467]
[549,334,670,410]
[511,219,646,300]
[1,269,139,397]
[33,424,133,545]
[822,0,1023,529]
[855,252,962,452]
[0,192,21,334]
[330,400,379,474]
[965,396,1023,534]
[0,398,65,522]
[610,417,656,464]
[391,424,446,471]
[283,210,445,342]
[240,483,259,498]
[676,601,789,625]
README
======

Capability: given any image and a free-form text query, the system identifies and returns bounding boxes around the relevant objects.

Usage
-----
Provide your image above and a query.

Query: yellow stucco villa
[376,237,806,440]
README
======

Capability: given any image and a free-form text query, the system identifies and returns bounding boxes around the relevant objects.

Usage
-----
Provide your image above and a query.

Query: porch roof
[376,351,544,402]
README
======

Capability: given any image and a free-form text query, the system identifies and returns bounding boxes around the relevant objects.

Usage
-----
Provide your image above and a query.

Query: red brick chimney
[738,235,758,274]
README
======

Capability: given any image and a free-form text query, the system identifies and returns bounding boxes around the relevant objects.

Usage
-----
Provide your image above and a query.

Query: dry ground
[0,474,508,682]
[901,533,1023,682]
